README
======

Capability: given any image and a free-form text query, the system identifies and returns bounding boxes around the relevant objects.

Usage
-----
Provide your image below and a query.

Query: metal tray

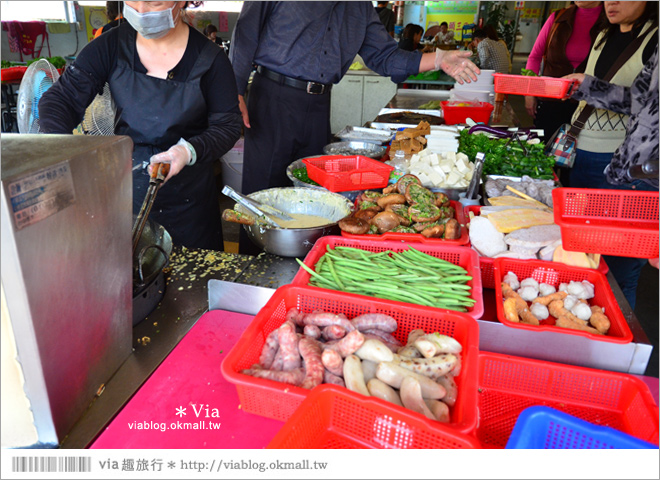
[335,126,393,145]
[323,141,386,159]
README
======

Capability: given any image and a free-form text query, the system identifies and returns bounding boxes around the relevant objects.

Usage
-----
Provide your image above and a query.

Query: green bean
[324,256,345,290]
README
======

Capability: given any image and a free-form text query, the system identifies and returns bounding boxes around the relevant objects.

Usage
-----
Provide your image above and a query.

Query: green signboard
[426,1,479,14]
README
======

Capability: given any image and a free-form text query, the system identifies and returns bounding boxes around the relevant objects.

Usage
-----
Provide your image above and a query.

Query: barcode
[12,456,91,473]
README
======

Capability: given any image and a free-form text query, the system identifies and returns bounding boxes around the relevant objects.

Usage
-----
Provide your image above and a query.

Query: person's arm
[358,7,478,84]
[567,74,631,115]
[188,52,242,165]
[38,33,113,133]
[526,13,555,74]
[228,2,272,96]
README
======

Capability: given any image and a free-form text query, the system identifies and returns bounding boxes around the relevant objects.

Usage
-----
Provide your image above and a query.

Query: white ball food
[570,302,592,321]
[558,283,569,293]
[567,281,589,299]
[518,285,539,302]
[581,281,595,300]
[563,295,579,311]
[530,303,549,320]
[503,271,520,290]
[539,283,556,297]
[520,278,539,290]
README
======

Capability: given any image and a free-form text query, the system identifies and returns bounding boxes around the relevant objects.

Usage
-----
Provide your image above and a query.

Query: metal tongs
[466,152,484,200]
[503,128,530,156]
[221,185,294,228]
[132,162,170,255]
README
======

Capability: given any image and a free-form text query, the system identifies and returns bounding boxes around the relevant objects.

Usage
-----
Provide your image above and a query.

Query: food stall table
[60,89,655,449]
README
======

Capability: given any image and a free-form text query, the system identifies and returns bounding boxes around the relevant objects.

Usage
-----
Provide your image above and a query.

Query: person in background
[375,1,395,37]
[524,2,604,141]
[564,44,658,308]
[229,1,479,253]
[568,0,657,190]
[93,1,123,39]
[434,22,455,44]
[203,23,218,43]
[471,28,509,73]
[482,24,511,73]
[39,1,242,251]
[399,23,424,52]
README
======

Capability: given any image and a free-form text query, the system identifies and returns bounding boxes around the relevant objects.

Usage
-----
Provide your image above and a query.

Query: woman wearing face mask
[39,1,242,251]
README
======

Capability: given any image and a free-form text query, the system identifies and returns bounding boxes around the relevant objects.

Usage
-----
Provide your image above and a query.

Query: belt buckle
[306,82,324,95]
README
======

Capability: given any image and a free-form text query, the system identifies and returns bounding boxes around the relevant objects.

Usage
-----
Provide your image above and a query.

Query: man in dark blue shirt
[229,2,478,228]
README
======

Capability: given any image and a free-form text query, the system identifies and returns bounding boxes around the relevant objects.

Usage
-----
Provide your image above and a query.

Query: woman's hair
[106,1,120,20]
[482,24,499,41]
[402,23,424,40]
[595,1,659,49]
[203,24,218,37]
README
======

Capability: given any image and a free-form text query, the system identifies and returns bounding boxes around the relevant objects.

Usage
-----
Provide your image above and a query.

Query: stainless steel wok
[234,187,354,257]
[133,216,172,325]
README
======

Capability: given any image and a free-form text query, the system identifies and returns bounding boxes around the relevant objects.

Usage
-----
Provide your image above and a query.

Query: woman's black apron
[109,24,223,250]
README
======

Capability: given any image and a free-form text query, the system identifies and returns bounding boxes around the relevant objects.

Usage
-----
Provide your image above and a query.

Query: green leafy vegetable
[292,167,320,186]
[458,129,555,179]
[520,68,538,77]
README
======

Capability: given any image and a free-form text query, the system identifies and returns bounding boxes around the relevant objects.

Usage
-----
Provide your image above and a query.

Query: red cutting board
[91,310,284,449]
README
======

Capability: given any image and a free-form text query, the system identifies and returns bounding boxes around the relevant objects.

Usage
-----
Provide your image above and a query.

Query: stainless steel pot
[235,187,354,257]
[133,216,172,325]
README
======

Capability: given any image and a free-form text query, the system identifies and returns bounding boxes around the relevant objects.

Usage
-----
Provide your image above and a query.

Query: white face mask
[124,3,181,40]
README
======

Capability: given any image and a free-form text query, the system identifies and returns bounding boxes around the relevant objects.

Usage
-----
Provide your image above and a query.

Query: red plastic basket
[464,206,608,289]
[302,155,394,192]
[441,101,494,125]
[492,258,633,343]
[552,188,659,259]
[342,200,469,246]
[476,352,659,448]
[493,73,577,99]
[267,384,481,449]
[221,284,481,432]
[292,236,484,319]
[1,66,27,82]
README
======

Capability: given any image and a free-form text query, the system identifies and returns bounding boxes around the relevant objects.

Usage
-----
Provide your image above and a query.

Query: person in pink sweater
[524,2,604,140]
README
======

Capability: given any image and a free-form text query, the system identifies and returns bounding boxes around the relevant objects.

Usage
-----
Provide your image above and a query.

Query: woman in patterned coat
[564,44,658,309]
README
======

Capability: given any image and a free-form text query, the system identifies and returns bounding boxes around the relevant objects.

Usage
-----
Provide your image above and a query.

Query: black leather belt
[256,65,331,95]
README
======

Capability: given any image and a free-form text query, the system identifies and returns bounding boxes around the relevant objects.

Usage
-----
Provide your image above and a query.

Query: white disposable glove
[148,138,196,183]
[434,49,480,85]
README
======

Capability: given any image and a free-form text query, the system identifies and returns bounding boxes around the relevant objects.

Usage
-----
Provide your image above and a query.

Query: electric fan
[16,59,60,134]
[79,83,117,136]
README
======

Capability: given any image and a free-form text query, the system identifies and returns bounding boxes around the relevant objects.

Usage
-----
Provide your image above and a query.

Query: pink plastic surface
[90,310,284,449]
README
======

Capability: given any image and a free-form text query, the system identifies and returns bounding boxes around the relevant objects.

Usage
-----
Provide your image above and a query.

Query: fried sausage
[299,337,324,389]
[303,311,355,332]
[351,313,398,333]
[242,366,305,386]
[321,349,344,377]
[277,321,301,370]
[259,329,280,369]
[322,325,347,341]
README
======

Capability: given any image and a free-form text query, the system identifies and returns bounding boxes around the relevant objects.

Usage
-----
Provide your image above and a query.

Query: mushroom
[377,193,406,209]
[370,211,401,233]
[338,216,370,235]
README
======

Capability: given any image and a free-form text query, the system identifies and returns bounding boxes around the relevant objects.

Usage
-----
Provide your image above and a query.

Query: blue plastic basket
[506,406,659,449]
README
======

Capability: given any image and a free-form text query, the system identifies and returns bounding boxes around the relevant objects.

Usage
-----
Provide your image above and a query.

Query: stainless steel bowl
[235,187,354,257]
[323,141,386,159]
[286,158,362,202]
